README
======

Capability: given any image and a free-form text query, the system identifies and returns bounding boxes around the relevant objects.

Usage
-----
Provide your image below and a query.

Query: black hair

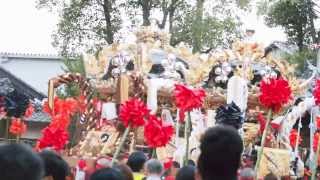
[215,102,243,130]
[176,165,195,180]
[264,173,278,180]
[4,90,29,117]
[187,160,195,167]
[0,143,44,180]
[114,164,134,180]
[127,151,147,172]
[198,126,243,180]
[39,150,70,180]
[172,161,180,168]
[90,167,125,180]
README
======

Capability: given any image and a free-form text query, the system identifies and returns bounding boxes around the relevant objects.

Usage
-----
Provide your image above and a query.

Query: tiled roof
[26,111,51,123]
[0,52,61,60]
[0,67,46,99]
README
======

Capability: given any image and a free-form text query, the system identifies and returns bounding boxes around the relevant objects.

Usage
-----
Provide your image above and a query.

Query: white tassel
[227,76,248,112]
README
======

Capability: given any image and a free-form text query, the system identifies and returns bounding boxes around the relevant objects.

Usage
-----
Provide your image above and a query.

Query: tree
[157,0,186,32]
[262,0,318,50]
[38,0,248,55]
[171,0,243,53]
[37,0,121,56]
[192,0,205,53]
[126,0,160,26]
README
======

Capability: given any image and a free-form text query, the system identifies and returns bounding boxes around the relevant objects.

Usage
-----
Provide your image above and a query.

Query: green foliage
[171,1,242,52]
[39,0,246,55]
[262,0,318,50]
[62,57,86,76]
[56,57,86,98]
[38,0,121,56]
[285,49,317,75]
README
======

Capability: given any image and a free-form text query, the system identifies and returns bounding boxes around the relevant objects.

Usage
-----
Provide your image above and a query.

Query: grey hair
[145,159,163,175]
[240,168,256,178]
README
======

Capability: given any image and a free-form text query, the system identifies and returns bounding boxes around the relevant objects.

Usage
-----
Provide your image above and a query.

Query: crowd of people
[0,125,283,180]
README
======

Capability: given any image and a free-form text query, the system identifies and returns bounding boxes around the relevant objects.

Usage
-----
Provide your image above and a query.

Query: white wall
[22,122,48,139]
[0,58,65,95]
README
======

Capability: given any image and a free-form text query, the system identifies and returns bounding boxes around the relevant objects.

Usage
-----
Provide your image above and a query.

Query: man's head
[197,126,243,180]
[127,151,147,173]
[239,168,255,180]
[39,150,70,180]
[176,166,196,180]
[90,167,125,180]
[187,160,195,166]
[144,159,163,177]
[0,143,44,180]
[264,173,278,180]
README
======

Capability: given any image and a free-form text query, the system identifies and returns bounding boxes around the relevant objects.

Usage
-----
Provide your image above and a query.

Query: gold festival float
[45,26,319,178]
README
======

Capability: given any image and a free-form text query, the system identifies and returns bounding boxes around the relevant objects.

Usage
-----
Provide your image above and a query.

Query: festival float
[2,26,320,179]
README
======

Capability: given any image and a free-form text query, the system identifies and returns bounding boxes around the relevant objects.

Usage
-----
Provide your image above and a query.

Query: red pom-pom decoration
[78,159,87,171]
[259,77,292,112]
[43,97,79,116]
[50,114,71,130]
[174,84,206,122]
[9,118,27,136]
[289,129,302,149]
[314,132,320,152]
[257,113,266,135]
[37,97,85,151]
[163,158,173,170]
[316,116,320,130]
[24,103,34,118]
[313,79,320,105]
[119,98,150,128]
[144,115,174,148]
[37,126,69,151]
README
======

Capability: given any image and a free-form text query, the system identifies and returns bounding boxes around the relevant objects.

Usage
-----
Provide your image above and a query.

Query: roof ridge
[0,52,62,59]
[0,66,46,99]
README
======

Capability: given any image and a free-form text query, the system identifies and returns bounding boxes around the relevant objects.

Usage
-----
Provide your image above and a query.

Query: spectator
[176,166,195,180]
[264,173,277,180]
[0,143,44,180]
[187,160,196,167]
[239,168,255,180]
[196,126,243,180]
[144,159,163,180]
[39,150,70,180]
[115,164,134,180]
[90,167,125,180]
[127,151,147,180]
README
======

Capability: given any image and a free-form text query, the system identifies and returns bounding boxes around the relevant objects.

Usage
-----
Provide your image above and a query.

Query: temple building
[0,52,64,140]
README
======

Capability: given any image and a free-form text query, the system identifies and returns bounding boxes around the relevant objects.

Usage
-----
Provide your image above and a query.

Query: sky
[0,0,58,54]
[0,0,288,55]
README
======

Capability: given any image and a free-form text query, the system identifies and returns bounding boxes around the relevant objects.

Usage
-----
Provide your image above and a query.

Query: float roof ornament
[83,26,308,101]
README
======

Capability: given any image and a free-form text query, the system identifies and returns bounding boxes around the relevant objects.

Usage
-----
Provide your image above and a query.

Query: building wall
[22,122,49,139]
[0,56,65,95]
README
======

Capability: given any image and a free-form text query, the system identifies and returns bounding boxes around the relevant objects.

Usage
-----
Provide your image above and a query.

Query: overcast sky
[0,0,287,55]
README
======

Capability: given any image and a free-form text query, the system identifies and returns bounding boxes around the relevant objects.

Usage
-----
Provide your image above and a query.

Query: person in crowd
[115,164,134,180]
[0,143,44,180]
[239,168,255,180]
[39,150,71,180]
[163,161,180,180]
[196,125,243,180]
[187,160,196,167]
[90,167,125,180]
[127,151,147,180]
[144,159,163,180]
[175,166,195,180]
[264,173,278,180]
